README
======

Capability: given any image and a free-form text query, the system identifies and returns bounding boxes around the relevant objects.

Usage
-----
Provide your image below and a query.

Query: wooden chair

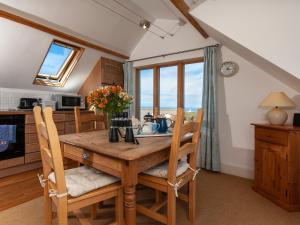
[74,106,106,133]
[74,106,106,217]
[137,107,203,225]
[34,106,123,225]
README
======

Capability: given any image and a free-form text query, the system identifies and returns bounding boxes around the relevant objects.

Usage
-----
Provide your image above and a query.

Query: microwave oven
[53,95,85,110]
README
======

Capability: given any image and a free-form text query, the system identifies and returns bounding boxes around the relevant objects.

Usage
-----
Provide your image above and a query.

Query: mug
[142,122,160,134]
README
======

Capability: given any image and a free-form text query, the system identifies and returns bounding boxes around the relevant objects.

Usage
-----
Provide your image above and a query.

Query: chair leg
[188,180,196,223]
[155,190,163,203]
[115,189,124,225]
[167,187,176,225]
[90,204,98,219]
[57,197,68,225]
[44,186,53,225]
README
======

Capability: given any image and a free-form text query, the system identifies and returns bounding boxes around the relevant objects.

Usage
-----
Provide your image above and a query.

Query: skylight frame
[33,40,84,87]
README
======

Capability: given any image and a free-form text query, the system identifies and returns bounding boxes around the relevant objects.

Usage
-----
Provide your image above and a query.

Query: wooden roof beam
[169,0,209,39]
[0,9,129,59]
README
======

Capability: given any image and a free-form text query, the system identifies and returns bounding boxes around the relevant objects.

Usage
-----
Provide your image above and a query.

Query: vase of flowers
[87,85,133,127]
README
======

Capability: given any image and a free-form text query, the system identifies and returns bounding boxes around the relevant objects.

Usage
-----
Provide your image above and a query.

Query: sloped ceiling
[190,0,300,82]
[0,0,152,55]
[0,18,123,93]
[0,0,186,92]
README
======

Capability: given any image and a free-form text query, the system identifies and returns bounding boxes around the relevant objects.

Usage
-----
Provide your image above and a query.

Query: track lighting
[139,20,151,30]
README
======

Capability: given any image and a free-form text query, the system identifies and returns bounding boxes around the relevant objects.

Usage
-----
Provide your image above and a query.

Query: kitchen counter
[0,109,91,115]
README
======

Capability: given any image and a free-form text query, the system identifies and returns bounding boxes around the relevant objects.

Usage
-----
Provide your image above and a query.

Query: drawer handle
[82,152,89,160]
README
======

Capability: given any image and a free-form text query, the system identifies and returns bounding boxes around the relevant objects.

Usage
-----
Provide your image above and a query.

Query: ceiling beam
[0,9,129,59]
[169,0,209,39]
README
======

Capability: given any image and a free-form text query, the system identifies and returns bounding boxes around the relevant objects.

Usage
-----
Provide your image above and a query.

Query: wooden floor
[0,168,43,211]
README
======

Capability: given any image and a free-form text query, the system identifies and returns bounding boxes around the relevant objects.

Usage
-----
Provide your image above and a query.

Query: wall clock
[220,61,239,77]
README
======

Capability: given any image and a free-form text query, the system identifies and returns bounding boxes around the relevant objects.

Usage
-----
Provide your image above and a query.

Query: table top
[60,130,192,161]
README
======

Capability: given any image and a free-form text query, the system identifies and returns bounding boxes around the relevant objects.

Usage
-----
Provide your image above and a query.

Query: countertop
[0,109,91,115]
[251,123,300,131]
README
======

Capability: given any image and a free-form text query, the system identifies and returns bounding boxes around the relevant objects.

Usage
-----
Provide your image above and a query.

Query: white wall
[131,19,299,179]
[0,87,77,110]
[190,0,300,79]
[131,19,216,67]
[219,47,299,178]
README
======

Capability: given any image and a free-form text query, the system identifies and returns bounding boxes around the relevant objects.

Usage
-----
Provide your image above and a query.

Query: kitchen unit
[0,110,95,178]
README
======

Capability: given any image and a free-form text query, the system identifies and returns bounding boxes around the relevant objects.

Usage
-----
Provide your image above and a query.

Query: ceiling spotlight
[139,20,151,30]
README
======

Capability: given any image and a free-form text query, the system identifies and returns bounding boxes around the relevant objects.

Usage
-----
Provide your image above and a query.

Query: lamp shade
[259,92,296,108]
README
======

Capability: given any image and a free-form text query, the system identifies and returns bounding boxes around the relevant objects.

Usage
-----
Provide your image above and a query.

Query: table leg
[123,161,138,225]
[124,185,136,225]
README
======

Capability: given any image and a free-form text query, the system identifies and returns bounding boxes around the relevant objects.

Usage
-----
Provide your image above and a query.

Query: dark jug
[156,117,172,133]
[125,127,135,143]
[109,127,119,142]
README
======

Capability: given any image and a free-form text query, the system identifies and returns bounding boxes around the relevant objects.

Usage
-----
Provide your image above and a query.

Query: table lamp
[259,92,296,125]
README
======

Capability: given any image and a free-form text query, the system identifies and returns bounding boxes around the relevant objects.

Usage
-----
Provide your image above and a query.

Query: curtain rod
[127,44,220,63]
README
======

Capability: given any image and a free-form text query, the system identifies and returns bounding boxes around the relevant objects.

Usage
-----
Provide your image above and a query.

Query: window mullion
[178,62,184,108]
[153,66,160,117]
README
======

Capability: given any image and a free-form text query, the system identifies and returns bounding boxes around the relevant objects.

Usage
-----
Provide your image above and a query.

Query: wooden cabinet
[24,111,94,164]
[253,124,300,211]
[101,57,124,87]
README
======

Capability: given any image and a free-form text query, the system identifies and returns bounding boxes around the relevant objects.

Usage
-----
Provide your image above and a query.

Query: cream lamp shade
[260,92,296,108]
[259,92,296,125]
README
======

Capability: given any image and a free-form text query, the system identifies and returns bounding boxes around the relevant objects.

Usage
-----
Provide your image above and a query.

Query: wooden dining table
[59,130,191,225]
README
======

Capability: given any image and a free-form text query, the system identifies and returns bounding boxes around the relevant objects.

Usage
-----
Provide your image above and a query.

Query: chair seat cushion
[48,166,119,197]
[143,160,189,178]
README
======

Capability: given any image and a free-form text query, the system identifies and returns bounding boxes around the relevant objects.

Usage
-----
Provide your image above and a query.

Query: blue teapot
[155,116,172,133]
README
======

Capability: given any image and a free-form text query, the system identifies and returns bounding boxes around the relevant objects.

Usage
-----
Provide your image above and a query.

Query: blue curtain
[123,62,135,117]
[200,46,220,171]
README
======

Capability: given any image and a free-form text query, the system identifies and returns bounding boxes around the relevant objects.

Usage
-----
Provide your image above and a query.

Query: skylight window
[34,40,84,87]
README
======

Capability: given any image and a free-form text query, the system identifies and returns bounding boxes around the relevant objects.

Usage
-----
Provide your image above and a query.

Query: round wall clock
[220,61,239,77]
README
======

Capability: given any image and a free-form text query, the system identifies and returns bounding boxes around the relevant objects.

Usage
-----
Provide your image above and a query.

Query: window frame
[33,40,84,87]
[135,57,204,119]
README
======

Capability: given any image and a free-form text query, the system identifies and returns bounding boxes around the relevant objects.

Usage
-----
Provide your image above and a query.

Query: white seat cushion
[48,166,119,197]
[143,160,189,178]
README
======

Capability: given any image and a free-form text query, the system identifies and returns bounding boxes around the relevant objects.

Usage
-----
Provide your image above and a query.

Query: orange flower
[111,86,117,93]
[98,103,105,108]
[116,86,122,93]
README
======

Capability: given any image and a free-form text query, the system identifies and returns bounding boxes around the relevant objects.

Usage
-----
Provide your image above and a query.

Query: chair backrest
[33,106,67,194]
[167,107,203,183]
[74,106,106,133]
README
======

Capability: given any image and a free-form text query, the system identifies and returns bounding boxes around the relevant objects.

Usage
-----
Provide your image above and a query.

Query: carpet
[0,171,299,225]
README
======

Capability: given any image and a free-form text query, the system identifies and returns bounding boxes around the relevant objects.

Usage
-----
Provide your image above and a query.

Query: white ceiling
[0,0,185,92]
[0,0,152,55]
[0,0,185,55]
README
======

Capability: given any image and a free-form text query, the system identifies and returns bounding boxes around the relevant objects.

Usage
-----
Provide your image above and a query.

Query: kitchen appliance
[53,94,85,110]
[41,100,56,110]
[0,115,25,161]
[293,113,300,126]
[18,98,40,110]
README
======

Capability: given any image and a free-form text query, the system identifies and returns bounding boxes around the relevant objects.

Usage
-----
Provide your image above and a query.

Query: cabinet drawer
[25,113,65,124]
[25,133,38,144]
[25,152,41,164]
[25,143,40,153]
[255,127,288,146]
[25,122,65,134]
[65,121,76,134]
[65,113,75,121]
[0,157,24,170]
[25,115,35,124]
